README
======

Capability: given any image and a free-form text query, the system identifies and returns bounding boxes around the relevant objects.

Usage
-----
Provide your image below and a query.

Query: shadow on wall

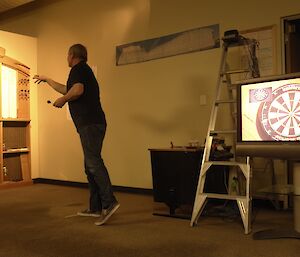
[130,75,211,134]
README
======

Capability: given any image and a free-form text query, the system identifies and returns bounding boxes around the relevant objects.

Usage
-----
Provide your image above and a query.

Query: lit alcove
[0,54,31,187]
[1,64,17,119]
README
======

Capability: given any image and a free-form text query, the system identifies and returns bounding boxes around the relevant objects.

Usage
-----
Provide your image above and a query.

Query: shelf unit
[0,53,31,189]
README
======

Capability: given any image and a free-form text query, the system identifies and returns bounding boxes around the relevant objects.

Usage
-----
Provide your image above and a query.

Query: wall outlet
[200,95,207,105]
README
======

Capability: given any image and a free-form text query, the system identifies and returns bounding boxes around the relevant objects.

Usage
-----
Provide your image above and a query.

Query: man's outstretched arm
[33,75,67,95]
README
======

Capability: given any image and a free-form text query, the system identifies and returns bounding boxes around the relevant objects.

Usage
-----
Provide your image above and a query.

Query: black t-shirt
[67,61,106,130]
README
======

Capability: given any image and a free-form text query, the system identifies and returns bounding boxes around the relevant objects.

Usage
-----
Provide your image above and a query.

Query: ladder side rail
[202,44,229,163]
[224,72,238,158]
[241,38,260,79]
[245,157,251,200]
[191,45,229,226]
[225,73,237,124]
[233,156,251,234]
[196,44,229,198]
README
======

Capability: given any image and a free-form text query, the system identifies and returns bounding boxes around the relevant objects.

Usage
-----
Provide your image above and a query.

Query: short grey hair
[69,44,88,62]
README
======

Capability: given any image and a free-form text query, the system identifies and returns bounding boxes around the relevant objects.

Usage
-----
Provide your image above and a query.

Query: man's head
[68,44,88,67]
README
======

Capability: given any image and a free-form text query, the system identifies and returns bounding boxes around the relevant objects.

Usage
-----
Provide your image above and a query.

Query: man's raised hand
[33,75,48,84]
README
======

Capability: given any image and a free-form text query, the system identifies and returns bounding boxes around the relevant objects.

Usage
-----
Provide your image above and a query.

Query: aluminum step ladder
[190,30,260,234]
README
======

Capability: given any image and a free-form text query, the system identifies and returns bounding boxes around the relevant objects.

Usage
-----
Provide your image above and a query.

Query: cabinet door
[3,154,22,181]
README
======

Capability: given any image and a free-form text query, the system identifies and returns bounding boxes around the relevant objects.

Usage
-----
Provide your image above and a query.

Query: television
[236,72,300,159]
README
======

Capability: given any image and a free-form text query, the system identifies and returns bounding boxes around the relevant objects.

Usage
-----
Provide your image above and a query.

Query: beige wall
[0,30,38,178]
[0,0,299,188]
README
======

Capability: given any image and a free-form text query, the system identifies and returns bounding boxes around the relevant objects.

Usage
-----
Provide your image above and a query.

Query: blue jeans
[78,124,116,211]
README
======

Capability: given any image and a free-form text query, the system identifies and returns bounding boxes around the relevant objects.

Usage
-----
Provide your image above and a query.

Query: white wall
[0,0,299,188]
[0,30,38,178]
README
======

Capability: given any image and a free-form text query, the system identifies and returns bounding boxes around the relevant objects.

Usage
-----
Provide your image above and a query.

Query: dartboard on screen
[241,77,300,142]
[259,84,300,140]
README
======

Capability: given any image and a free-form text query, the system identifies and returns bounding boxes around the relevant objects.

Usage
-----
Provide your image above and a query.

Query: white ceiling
[0,0,35,13]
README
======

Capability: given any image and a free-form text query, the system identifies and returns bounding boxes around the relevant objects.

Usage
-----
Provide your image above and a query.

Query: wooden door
[284,19,300,73]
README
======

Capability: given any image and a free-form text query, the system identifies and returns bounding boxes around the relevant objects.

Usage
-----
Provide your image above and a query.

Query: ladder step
[200,193,247,201]
[222,69,249,75]
[222,81,238,88]
[228,82,240,86]
[206,161,245,166]
[210,130,236,135]
[227,84,240,90]
[222,82,241,90]
[215,99,236,104]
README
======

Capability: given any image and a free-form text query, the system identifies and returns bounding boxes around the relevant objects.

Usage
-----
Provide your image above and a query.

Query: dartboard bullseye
[257,84,300,141]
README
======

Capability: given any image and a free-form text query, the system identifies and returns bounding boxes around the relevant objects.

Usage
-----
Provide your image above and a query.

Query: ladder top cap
[223,30,240,43]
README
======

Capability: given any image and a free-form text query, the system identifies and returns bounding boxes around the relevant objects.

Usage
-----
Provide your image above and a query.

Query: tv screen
[236,72,300,159]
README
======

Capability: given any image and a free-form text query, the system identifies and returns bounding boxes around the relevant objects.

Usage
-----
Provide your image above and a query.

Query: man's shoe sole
[95,203,120,226]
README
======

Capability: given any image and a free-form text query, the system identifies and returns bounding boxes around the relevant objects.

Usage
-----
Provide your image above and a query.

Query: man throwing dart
[33,44,119,226]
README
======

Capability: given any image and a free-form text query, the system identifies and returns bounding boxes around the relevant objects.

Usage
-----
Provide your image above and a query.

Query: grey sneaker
[95,201,120,226]
[77,209,101,217]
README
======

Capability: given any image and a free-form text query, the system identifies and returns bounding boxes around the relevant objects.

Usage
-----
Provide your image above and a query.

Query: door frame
[281,14,300,73]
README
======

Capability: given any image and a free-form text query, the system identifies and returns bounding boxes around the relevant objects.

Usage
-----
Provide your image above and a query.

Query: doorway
[282,15,300,73]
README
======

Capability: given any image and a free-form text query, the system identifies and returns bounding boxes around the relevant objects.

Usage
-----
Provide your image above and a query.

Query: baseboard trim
[33,178,153,195]
[33,178,88,188]
[112,185,152,195]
